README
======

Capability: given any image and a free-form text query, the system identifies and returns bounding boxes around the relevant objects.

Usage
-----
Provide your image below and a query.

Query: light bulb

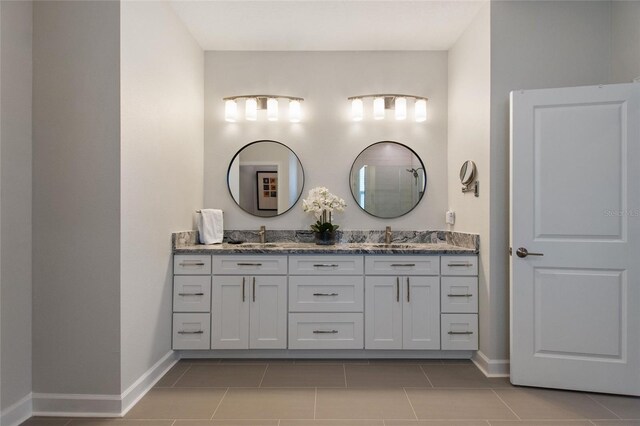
[224,99,237,122]
[373,97,385,120]
[245,98,257,121]
[289,99,301,123]
[395,97,407,121]
[267,98,278,121]
[351,99,364,121]
[415,99,427,122]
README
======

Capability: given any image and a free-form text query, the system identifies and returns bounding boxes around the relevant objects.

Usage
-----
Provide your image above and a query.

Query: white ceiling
[169,1,486,51]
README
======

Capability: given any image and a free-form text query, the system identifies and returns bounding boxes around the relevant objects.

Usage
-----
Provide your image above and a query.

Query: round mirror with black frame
[227,140,305,217]
[349,141,427,218]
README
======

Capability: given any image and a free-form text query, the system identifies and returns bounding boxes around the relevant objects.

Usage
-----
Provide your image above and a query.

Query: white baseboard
[1,393,33,426]
[31,351,178,418]
[472,350,510,377]
[120,351,179,416]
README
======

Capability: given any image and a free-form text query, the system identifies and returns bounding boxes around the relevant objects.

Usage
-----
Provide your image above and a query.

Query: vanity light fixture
[223,95,304,123]
[348,94,428,122]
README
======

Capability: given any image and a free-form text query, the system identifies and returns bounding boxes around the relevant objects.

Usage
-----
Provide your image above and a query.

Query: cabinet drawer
[174,255,211,275]
[365,256,440,276]
[441,313,478,350]
[288,313,363,349]
[212,255,287,275]
[441,256,478,276]
[289,256,363,275]
[441,277,478,314]
[174,276,211,312]
[173,313,211,350]
[289,276,364,313]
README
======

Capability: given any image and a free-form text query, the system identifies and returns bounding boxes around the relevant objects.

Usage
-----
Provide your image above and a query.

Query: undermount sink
[358,243,418,249]
[236,243,279,248]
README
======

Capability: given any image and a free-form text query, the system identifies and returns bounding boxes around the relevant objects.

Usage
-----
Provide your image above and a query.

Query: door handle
[516,247,544,258]
[252,277,256,302]
[396,277,400,302]
[242,277,245,302]
[407,277,410,303]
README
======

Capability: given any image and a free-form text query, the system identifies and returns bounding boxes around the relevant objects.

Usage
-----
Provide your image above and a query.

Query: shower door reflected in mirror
[227,140,305,217]
[349,141,426,218]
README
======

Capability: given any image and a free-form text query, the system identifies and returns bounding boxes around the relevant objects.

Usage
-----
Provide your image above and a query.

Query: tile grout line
[403,387,420,421]
[258,363,270,387]
[491,389,521,420]
[171,363,192,388]
[210,387,229,420]
[419,364,435,388]
[587,394,623,420]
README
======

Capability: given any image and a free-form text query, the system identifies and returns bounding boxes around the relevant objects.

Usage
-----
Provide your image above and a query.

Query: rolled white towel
[197,209,223,244]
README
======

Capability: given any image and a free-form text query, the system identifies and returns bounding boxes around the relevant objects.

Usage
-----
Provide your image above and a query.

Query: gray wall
[32,1,121,395]
[447,4,492,363]
[120,0,203,392]
[612,1,640,84]
[487,0,613,360]
[1,0,32,413]
[204,51,449,231]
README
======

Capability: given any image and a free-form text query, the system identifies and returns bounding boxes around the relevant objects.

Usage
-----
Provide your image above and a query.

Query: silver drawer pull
[447,262,473,267]
[178,292,205,296]
[391,263,416,267]
[313,330,339,334]
[313,264,339,267]
[447,294,473,298]
[448,331,474,335]
[179,262,205,266]
[313,292,339,296]
[237,262,262,266]
[178,330,204,335]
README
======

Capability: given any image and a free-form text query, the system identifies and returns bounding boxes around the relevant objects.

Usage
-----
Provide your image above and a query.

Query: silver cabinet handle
[516,247,544,258]
[447,294,473,298]
[447,262,473,267]
[178,292,205,296]
[179,262,205,266]
[407,277,410,303]
[313,293,339,296]
[178,330,204,335]
[448,331,474,335]
[237,262,262,266]
[242,277,245,302]
[313,264,339,267]
[396,277,400,302]
[252,277,256,302]
[313,330,338,334]
[391,263,416,267]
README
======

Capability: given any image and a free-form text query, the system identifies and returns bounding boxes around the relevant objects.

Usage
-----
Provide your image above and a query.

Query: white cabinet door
[402,276,440,350]
[211,276,249,349]
[250,276,287,349]
[364,276,402,349]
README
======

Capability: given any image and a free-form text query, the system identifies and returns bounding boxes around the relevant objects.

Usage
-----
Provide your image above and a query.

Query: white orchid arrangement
[302,187,347,234]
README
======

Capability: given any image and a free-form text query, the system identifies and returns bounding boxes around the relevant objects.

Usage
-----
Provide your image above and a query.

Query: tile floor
[21,359,640,426]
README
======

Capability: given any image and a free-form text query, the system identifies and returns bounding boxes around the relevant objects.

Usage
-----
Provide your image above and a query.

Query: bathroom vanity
[171,231,479,358]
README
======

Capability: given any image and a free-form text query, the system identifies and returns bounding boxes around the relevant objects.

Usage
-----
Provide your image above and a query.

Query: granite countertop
[173,241,476,255]
[172,230,479,255]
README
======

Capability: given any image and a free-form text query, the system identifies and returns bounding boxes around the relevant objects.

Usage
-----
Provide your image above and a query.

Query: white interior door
[510,83,640,396]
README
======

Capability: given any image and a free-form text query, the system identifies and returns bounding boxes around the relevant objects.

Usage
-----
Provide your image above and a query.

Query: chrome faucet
[258,225,266,244]
[385,226,392,245]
